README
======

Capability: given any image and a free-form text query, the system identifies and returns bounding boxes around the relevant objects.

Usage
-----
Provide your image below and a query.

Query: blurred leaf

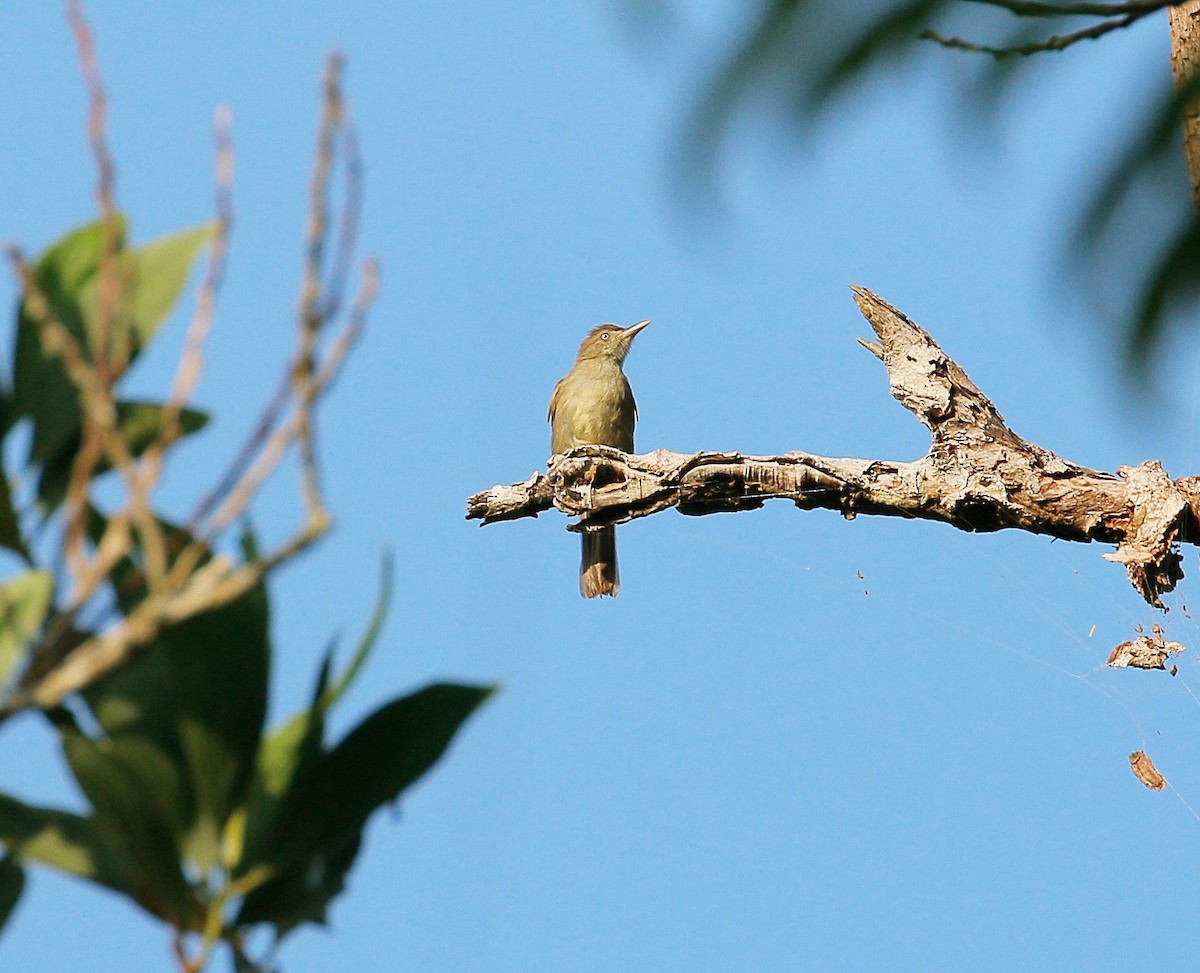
[962,18,1062,116]
[13,218,213,484]
[232,942,277,973]
[0,791,128,894]
[307,683,493,847]
[83,572,269,876]
[116,400,209,452]
[321,551,393,711]
[680,0,808,193]
[1074,69,1200,367]
[0,570,53,691]
[237,554,391,878]
[76,222,217,365]
[84,508,208,615]
[13,216,127,467]
[235,827,361,936]
[0,856,24,935]
[1076,73,1199,246]
[237,682,493,936]
[0,463,29,562]
[1130,216,1200,369]
[61,730,197,926]
[677,1,1200,369]
[127,222,217,352]
[235,654,330,880]
[169,581,270,873]
[817,0,948,95]
[36,399,209,513]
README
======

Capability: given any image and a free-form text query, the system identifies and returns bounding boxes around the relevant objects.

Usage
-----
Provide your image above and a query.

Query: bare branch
[965,0,1178,17]
[66,0,120,381]
[3,50,376,718]
[150,105,234,463]
[4,249,165,605]
[921,13,1143,57]
[294,52,345,522]
[468,286,1198,607]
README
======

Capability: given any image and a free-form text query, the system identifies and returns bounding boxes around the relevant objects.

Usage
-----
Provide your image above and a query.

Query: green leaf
[0,570,53,691]
[817,0,949,95]
[125,222,217,354]
[169,581,269,873]
[308,683,493,846]
[0,856,24,935]
[13,216,127,467]
[72,221,216,367]
[320,552,393,712]
[236,554,392,878]
[61,730,197,926]
[0,791,128,895]
[232,942,277,973]
[83,509,208,615]
[234,654,330,879]
[236,683,493,936]
[235,828,361,935]
[36,400,209,511]
[0,462,29,562]
[83,576,269,876]
[116,400,210,452]
[34,218,127,297]
[13,218,213,483]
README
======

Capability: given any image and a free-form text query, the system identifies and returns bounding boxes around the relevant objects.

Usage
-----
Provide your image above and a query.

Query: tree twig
[921,13,1144,56]
[4,49,377,717]
[965,0,1179,17]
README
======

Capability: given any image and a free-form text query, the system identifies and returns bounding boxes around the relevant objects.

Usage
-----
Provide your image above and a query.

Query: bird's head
[575,319,651,364]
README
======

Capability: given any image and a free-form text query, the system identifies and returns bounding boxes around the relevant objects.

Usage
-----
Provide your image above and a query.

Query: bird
[548,319,650,598]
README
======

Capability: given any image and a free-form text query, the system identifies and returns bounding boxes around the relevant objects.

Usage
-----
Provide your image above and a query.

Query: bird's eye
[601,332,609,340]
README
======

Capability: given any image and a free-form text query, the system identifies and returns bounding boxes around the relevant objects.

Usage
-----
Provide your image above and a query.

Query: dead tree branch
[468,286,1200,607]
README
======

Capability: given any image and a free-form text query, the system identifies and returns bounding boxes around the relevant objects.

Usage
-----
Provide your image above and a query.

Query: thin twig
[312,257,378,395]
[8,50,376,718]
[145,106,234,473]
[321,116,364,322]
[187,373,290,532]
[294,52,345,523]
[6,250,164,605]
[199,258,376,541]
[64,0,125,583]
[66,0,121,382]
[965,0,1178,17]
[921,13,1143,55]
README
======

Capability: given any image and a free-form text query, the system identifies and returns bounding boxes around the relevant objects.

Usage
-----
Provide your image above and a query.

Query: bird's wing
[548,376,565,423]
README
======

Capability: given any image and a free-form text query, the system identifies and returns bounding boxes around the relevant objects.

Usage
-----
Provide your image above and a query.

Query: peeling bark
[467,287,1200,606]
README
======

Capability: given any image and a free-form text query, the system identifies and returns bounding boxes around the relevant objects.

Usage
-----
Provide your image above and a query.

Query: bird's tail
[580,527,619,598]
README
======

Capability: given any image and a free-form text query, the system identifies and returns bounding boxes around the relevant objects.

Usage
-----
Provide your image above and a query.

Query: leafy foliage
[0,218,494,970]
[11,218,215,508]
[678,0,1199,370]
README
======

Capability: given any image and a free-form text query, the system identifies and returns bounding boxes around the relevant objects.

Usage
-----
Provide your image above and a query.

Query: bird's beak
[624,319,651,338]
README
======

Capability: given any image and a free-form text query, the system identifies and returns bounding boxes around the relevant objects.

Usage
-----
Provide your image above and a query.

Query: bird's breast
[550,363,635,453]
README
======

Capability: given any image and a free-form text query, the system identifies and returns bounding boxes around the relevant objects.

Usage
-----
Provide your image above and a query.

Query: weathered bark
[1169,0,1200,211]
[468,287,1200,606]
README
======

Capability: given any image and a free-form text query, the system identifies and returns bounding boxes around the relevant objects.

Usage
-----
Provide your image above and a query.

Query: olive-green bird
[548,319,651,598]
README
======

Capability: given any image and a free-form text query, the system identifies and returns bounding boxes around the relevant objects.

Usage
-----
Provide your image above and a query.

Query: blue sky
[1,2,1198,971]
